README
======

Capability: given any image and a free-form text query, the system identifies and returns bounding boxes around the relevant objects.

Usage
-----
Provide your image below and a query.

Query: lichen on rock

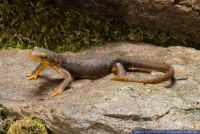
[7,117,47,134]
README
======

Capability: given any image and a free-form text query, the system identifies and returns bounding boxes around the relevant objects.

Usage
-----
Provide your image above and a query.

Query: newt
[27,47,174,96]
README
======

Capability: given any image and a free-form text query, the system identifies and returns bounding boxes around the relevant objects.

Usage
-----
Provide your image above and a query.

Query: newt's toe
[111,76,122,81]
[27,74,38,80]
[50,88,64,97]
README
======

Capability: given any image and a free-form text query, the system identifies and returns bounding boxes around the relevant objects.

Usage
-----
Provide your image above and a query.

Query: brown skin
[27,47,174,96]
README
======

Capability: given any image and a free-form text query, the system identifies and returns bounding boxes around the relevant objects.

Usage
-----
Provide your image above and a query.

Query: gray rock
[53,0,200,44]
[1,42,200,134]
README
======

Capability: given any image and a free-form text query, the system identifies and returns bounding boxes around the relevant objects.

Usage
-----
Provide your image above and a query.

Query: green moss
[0,107,5,114]
[8,117,47,134]
[0,0,195,52]
[128,27,187,47]
[0,105,7,134]
[0,0,129,52]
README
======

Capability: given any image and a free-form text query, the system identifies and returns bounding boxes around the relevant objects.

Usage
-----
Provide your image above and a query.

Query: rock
[52,0,200,44]
[1,42,200,134]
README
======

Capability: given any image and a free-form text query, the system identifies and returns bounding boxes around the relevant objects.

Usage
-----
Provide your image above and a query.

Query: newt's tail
[112,56,174,84]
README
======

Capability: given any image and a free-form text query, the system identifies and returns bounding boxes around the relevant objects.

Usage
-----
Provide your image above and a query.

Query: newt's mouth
[28,52,54,66]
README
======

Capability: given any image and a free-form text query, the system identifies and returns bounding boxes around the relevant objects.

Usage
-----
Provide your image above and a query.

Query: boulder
[1,42,200,133]
[53,0,200,44]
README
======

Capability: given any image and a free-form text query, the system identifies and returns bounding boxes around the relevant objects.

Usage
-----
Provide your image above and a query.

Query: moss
[0,128,6,134]
[0,107,5,114]
[7,117,47,134]
[0,105,7,134]
[0,0,129,52]
[0,0,195,52]
[128,27,187,47]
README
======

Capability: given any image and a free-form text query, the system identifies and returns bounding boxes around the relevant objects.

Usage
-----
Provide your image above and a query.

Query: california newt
[27,47,174,96]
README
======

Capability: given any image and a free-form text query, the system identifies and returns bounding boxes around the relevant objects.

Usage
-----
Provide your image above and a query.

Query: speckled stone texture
[1,42,200,134]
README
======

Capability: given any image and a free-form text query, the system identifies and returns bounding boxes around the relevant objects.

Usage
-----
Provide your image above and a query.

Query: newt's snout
[28,48,48,61]
[28,52,42,62]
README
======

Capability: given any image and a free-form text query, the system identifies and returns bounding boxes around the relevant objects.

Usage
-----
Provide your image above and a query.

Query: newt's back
[61,54,118,79]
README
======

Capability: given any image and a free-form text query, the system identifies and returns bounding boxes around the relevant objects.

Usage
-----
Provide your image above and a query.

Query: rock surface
[53,0,200,44]
[1,42,200,134]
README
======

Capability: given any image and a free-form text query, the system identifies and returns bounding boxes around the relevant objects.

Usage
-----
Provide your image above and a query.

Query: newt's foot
[111,76,125,81]
[27,73,38,80]
[50,87,64,97]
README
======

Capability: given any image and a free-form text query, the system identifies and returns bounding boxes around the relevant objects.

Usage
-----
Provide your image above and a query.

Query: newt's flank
[27,47,174,96]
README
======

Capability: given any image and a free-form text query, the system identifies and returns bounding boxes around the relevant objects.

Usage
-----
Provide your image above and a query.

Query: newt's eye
[41,55,46,58]
[40,53,47,59]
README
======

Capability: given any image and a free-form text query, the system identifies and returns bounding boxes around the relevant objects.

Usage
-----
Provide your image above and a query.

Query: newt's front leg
[27,62,47,80]
[50,68,73,96]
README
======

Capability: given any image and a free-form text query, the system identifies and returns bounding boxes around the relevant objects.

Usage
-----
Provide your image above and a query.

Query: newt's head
[29,47,58,65]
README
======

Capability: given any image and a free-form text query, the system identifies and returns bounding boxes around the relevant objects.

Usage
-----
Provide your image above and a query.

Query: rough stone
[1,42,200,134]
[53,0,200,44]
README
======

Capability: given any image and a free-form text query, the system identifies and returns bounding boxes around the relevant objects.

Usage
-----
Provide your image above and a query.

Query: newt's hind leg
[111,62,127,77]
[27,62,47,80]
[51,68,73,97]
